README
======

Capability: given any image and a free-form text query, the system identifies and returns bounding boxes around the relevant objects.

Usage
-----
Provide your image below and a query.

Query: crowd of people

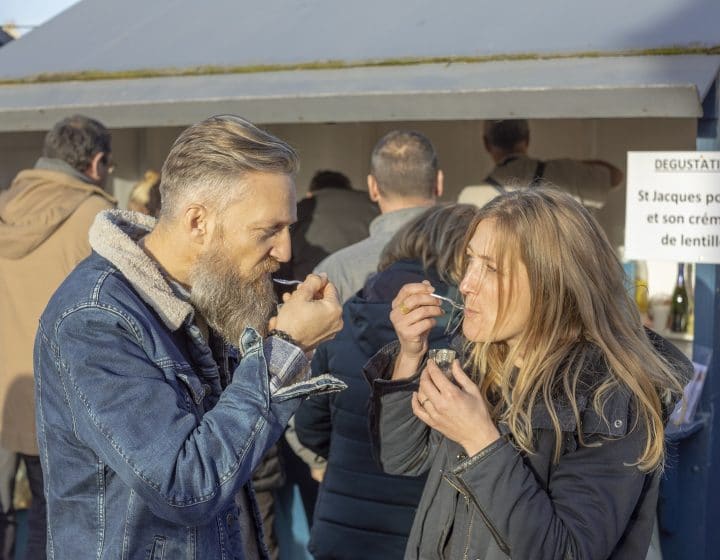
[0,114,692,559]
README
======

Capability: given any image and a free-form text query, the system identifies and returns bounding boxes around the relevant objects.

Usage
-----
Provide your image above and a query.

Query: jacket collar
[34,157,98,186]
[368,206,427,238]
[89,209,193,331]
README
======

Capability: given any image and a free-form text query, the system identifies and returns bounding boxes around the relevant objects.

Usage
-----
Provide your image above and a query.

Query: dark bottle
[670,263,689,333]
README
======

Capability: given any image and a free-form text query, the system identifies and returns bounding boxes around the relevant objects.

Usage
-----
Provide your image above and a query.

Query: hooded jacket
[0,166,115,454]
[294,259,463,559]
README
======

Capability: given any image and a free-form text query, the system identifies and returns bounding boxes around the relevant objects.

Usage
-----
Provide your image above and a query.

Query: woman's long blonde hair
[466,188,683,471]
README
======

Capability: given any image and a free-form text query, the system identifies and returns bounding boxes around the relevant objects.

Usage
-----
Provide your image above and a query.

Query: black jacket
[295,260,461,559]
[282,188,378,280]
[366,331,691,560]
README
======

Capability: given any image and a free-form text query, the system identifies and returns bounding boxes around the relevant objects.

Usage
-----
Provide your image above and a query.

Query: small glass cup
[428,348,456,379]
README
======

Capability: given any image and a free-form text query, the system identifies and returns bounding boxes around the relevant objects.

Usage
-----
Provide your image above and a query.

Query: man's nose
[270,228,292,263]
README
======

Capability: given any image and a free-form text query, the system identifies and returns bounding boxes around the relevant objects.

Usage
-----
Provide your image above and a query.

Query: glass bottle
[669,263,689,333]
[686,263,695,336]
[634,260,649,315]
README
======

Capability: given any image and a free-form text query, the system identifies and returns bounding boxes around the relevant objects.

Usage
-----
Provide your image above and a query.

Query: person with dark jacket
[281,170,378,281]
[368,188,691,560]
[275,170,378,540]
[295,204,476,559]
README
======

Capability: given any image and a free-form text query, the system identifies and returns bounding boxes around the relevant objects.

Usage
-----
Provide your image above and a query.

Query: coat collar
[89,209,193,331]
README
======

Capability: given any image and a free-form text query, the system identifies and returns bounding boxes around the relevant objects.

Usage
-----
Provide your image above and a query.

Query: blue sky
[0,0,78,34]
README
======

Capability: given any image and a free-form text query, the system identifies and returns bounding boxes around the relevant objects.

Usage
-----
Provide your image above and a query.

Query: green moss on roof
[1,45,719,85]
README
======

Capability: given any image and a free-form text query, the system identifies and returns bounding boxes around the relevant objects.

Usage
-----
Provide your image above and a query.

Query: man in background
[315,131,442,303]
[0,115,116,559]
[282,170,378,282]
[458,119,623,209]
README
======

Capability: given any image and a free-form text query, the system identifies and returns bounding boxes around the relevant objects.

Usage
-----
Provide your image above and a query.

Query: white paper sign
[625,151,720,264]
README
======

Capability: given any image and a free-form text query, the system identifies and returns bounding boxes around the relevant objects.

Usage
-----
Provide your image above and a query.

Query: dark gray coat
[366,334,691,560]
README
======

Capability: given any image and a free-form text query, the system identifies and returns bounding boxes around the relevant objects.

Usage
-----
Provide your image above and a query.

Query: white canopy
[0,0,718,130]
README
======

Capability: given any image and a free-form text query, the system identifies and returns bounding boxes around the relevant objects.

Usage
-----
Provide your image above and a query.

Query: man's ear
[85,152,104,183]
[182,204,211,247]
[434,169,444,199]
[367,174,381,203]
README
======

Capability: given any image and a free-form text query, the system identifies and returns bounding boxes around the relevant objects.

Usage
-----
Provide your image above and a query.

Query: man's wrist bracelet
[267,329,300,348]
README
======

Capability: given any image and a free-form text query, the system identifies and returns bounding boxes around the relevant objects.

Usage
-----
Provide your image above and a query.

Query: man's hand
[273,273,343,352]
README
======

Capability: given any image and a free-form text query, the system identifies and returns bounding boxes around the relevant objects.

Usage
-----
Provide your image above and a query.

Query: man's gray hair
[483,119,530,152]
[159,115,299,219]
[369,130,438,199]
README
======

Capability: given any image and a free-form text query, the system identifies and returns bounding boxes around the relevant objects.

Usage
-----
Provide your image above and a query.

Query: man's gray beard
[189,248,278,345]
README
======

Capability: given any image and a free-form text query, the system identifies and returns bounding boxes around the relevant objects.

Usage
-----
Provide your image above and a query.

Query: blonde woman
[127,169,161,216]
[367,188,690,559]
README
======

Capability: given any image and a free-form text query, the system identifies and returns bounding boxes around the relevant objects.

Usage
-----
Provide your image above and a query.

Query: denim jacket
[33,210,345,559]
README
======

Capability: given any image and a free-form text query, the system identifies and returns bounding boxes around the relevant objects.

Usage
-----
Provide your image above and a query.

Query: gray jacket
[366,335,690,560]
[314,206,427,303]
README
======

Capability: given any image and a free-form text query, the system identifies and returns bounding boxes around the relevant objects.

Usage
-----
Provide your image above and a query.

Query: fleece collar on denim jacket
[89,209,193,331]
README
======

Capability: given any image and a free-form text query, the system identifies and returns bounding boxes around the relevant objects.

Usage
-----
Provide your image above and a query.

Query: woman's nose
[460,264,484,296]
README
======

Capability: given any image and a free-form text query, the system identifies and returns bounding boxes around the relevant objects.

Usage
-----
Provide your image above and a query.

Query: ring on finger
[420,397,430,407]
[399,302,411,315]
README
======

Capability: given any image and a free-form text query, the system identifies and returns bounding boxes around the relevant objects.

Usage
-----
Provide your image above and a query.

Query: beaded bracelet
[267,329,300,348]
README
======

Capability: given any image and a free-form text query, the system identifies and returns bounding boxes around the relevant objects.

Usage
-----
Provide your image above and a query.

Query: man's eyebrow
[250,219,295,230]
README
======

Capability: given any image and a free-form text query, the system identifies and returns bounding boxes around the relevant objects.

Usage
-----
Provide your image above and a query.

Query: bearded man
[33,115,344,559]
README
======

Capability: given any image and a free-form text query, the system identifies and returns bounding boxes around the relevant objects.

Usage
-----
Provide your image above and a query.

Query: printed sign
[625,152,720,264]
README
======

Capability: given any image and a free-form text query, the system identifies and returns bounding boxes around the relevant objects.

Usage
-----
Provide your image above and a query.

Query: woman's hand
[412,359,500,456]
[389,281,444,380]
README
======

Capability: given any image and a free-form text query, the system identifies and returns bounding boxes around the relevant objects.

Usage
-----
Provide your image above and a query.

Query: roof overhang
[0,54,718,132]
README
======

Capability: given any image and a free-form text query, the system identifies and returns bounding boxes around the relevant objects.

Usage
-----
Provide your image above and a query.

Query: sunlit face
[212,171,297,276]
[189,172,296,343]
[459,219,532,350]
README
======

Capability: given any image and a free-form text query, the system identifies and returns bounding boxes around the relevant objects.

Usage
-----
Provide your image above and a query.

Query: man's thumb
[322,281,341,304]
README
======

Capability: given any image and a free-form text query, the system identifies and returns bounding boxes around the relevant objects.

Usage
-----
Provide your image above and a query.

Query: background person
[275,167,379,543]
[368,188,690,559]
[33,115,344,559]
[294,203,476,559]
[279,170,378,282]
[286,131,443,541]
[315,130,442,303]
[127,169,162,217]
[458,119,623,209]
[0,114,116,559]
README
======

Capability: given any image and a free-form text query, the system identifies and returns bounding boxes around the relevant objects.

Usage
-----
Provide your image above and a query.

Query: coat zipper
[444,473,511,556]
